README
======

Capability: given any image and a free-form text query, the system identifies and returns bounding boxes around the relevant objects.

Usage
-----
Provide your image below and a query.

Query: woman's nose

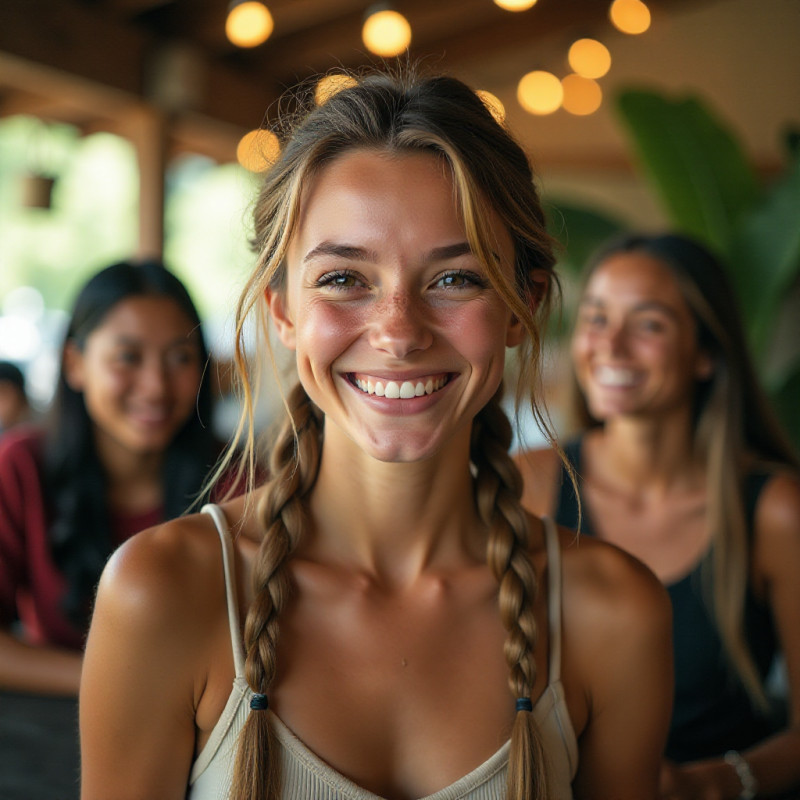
[138,357,169,397]
[368,289,434,358]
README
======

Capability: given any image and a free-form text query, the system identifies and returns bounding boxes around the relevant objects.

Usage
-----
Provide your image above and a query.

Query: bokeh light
[315,74,359,105]
[236,129,280,172]
[517,70,563,115]
[362,9,412,57]
[561,74,603,115]
[568,38,611,79]
[475,90,506,124]
[225,2,274,48]
[609,0,651,34]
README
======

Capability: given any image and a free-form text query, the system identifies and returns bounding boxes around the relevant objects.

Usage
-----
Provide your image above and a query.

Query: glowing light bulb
[568,38,611,79]
[493,0,537,10]
[609,0,651,34]
[362,9,411,57]
[315,74,359,105]
[561,74,602,115]
[517,70,563,116]
[225,1,274,48]
[475,90,506,124]
[237,129,280,172]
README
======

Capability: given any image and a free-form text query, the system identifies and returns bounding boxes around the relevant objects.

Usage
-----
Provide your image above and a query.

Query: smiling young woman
[516,233,800,799]
[0,260,221,797]
[79,71,673,800]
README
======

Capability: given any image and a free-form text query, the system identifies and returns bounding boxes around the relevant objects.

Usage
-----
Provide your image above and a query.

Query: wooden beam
[0,0,279,130]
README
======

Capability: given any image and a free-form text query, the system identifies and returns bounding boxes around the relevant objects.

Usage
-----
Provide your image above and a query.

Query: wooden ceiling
[0,0,698,146]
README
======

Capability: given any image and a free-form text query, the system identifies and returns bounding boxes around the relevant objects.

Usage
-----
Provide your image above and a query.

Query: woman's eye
[316,270,364,290]
[435,270,487,290]
[168,348,197,367]
[637,317,667,333]
[578,310,606,327]
[115,350,140,365]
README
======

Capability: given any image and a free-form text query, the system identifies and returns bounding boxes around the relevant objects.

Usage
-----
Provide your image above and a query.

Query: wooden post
[123,105,168,261]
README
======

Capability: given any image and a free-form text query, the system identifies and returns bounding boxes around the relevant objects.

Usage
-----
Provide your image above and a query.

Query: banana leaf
[545,200,626,277]
[615,89,759,261]
[728,154,800,356]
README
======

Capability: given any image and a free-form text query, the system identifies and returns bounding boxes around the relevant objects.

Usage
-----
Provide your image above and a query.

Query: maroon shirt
[0,427,162,650]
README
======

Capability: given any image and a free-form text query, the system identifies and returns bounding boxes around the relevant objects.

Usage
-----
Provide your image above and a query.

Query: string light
[225,1,274,48]
[493,0,537,10]
[475,90,506,124]
[315,74,359,105]
[568,38,611,79]
[362,6,411,57]
[236,129,280,172]
[561,74,602,115]
[517,70,563,115]
[609,0,651,34]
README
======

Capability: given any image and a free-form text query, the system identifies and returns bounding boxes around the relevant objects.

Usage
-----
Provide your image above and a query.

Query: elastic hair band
[515,697,532,713]
[250,693,269,711]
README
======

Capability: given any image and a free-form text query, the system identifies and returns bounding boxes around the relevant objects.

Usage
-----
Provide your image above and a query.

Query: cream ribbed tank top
[188,505,577,799]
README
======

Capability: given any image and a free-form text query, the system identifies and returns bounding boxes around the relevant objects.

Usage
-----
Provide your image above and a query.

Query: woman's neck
[93,429,165,513]
[594,410,703,497]
[307,429,486,588]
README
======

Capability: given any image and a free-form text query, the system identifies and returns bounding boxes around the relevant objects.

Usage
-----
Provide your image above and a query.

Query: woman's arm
[80,517,219,800]
[567,538,674,799]
[0,630,82,694]
[659,472,800,799]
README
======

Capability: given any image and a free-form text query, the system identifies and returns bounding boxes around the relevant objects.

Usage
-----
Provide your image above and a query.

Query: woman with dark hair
[516,233,800,798]
[0,260,218,795]
[80,71,672,800]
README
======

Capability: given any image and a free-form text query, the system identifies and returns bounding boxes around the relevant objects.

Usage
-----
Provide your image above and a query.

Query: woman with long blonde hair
[80,71,671,800]
[517,233,800,798]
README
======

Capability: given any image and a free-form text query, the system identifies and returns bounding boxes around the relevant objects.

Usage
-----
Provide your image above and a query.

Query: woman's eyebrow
[303,242,377,263]
[422,242,473,263]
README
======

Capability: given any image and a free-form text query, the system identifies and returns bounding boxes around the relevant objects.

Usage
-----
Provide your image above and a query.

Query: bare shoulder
[95,511,226,638]
[559,527,671,657]
[513,445,562,516]
[753,469,800,576]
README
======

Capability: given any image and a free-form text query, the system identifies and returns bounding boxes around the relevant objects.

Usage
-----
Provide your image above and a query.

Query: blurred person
[80,70,672,800]
[0,361,31,433]
[516,233,800,799]
[0,260,221,799]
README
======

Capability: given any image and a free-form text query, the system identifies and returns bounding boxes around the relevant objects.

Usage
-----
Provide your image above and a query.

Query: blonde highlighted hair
[218,67,561,800]
[571,232,799,710]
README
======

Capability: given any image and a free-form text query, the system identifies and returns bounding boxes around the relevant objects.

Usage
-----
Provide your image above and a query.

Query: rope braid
[229,383,323,800]
[471,387,548,800]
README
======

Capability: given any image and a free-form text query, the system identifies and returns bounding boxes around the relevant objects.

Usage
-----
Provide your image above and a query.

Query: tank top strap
[202,503,246,679]
[542,515,563,684]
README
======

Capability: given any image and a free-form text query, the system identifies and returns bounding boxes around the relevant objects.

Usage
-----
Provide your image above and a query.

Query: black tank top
[554,437,781,762]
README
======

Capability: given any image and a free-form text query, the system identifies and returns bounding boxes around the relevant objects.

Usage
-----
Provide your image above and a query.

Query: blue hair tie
[250,693,269,711]
[515,697,532,713]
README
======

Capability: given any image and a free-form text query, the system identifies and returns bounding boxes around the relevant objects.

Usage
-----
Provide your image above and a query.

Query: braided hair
[224,67,558,800]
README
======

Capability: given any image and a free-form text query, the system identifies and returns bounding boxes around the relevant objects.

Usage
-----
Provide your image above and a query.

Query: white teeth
[399,381,416,399]
[596,366,638,387]
[353,375,448,399]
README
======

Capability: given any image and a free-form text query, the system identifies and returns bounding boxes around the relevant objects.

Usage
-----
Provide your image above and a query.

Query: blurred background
[1,0,798,445]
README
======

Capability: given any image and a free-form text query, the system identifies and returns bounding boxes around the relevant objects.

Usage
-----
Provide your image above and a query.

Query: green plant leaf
[730,155,800,355]
[769,366,800,454]
[545,200,627,277]
[615,89,759,256]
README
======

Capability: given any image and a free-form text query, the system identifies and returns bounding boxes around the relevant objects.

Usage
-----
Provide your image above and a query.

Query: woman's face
[268,148,524,463]
[571,251,712,422]
[64,295,204,458]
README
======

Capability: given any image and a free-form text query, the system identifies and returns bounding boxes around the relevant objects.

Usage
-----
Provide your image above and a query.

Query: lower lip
[130,414,171,428]
[346,376,453,413]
